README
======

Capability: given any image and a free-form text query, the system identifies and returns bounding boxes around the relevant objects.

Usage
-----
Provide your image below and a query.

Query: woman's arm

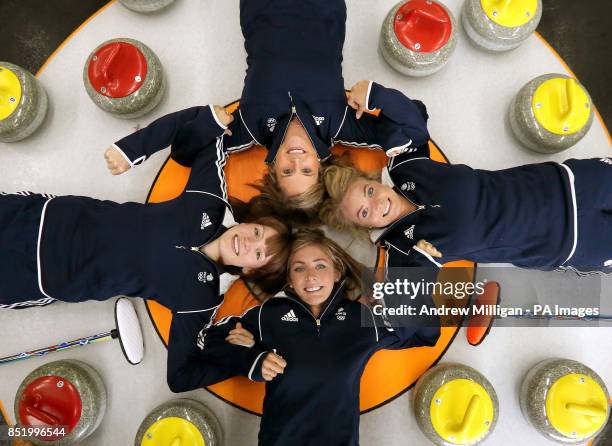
[335,80,430,158]
[371,244,442,351]
[166,307,267,393]
[225,322,286,382]
[181,134,231,202]
[104,105,234,174]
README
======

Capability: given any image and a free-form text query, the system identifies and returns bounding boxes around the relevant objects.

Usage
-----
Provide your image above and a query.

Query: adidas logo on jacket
[281,309,299,322]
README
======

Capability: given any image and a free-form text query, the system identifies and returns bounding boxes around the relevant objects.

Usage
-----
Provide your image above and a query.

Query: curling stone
[414,363,498,445]
[134,399,222,446]
[14,359,106,446]
[509,74,593,153]
[83,38,165,119]
[461,0,542,52]
[380,0,457,77]
[520,358,610,444]
[119,0,175,13]
[0,62,48,143]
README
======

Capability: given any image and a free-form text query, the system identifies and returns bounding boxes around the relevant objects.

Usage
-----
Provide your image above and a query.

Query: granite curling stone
[509,74,594,153]
[14,359,107,446]
[0,62,48,143]
[380,0,458,77]
[118,0,175,13]
[461,0,542,52]
[83,38,165,119]
[413,363,498,445]
[135,399,222,446]
[520,358,610,444]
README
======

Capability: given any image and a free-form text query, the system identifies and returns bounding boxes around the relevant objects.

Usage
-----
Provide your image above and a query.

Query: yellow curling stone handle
[0,67,21,121]
[481,0,538,27]
[430,378,495,444]
[532,77,591,135]
[546,373,609,440]
[140,417,206,446]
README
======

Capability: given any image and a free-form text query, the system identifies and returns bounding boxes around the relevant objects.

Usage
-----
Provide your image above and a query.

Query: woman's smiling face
[339,178,404,228]
[288,243,341,307]
[272,118,320,197]
[218,223,278,270]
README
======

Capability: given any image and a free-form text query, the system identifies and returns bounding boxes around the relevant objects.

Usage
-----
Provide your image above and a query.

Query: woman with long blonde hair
[320,145,612,276]
[167,228,440,445]
[103,0,430,222]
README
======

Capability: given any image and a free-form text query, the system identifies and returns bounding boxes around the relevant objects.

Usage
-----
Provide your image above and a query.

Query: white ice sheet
[0,1,610,444]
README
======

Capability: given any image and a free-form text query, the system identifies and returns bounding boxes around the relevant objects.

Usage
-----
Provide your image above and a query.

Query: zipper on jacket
[174,245,202,253]
[401,193,425,214]
[277,91,319,162]
[375,200,425,244]
[279,283,344,335]
[280,297,320,332]
[292,108,318,159]
[175,241,214,255]
[277,106,296,153]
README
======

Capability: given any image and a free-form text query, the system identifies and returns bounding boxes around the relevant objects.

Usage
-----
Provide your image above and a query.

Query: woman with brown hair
[0,111,292,313]
[167,228,440,446]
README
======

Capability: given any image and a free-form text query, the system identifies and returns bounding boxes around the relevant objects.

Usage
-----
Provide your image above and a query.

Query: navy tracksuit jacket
[111,0,430,169]
[373,144,612,278]
[0,106,239,315]
[167,282,441,446]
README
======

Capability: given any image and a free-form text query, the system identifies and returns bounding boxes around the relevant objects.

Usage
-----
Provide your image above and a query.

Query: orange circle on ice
[145,100,473,415]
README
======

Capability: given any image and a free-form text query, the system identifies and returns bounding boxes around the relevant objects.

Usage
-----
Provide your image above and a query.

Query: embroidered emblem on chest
[201,213,212,229]
[267,118,277,132]
[336,307,346,321]
[281,310,299,322]
[312,115,325,126]
[198,272,214,283]
[401,182,416,191]
[404,225,415,240]
[600,158,612,165]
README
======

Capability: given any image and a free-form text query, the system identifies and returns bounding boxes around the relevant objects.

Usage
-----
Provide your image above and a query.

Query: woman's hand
[416,239,443,258]
[347,80,371,119]
[225,322,255,347]
[261,352,287,381]
[104,146,131,175]
[213,105,234,135]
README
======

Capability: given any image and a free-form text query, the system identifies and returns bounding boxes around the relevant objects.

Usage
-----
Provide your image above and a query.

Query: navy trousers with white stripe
[0,192,56,309]
[563,158,612,273]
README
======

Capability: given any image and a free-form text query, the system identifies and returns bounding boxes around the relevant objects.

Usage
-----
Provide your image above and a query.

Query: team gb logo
[198,272,214,283]
[336,307,346,321]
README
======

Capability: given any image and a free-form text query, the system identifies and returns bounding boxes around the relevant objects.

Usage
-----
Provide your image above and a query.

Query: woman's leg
[240,0,346,62]
[0,192,56,308]
[562,158,612,274]
[239,0,347,104]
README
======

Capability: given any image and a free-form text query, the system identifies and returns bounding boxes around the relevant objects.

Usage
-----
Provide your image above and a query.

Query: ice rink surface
[0,0,610,444]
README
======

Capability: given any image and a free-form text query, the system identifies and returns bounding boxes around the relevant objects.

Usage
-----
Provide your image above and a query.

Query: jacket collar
[265,100,333,165]
[370,168,426,245]
[277,280,347,320]
[370,168,395,243]
[203,206,236,246]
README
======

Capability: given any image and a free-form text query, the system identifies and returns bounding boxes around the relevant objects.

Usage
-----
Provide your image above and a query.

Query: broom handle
[0,329,118,365]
